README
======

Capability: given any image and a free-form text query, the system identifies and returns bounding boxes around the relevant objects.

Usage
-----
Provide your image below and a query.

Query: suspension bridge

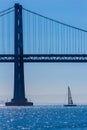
[0,3,87,106]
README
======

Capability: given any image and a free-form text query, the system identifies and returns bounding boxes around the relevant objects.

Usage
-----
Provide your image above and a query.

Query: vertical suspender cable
[60,24,63,54]
[8,13,11,54]
[74,29,76,54]
[66,26,68,54]
[33,15,34,54]
[2,17,4,54]
[81,32,83,54]
[27,12,29,54]
[38,16,40,54]
[44,18,46,54]
[83,32,85,54]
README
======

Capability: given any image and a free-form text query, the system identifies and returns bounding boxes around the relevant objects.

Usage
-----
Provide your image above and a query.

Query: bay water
[0,105,87,130]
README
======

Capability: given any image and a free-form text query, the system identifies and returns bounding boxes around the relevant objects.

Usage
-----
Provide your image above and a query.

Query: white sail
[68,86,73,105]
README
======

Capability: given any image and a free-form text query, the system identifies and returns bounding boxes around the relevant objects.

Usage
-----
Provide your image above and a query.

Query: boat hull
[64,104,77,107]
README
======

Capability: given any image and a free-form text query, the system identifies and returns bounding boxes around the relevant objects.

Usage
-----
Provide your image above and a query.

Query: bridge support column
[5,3,33,106]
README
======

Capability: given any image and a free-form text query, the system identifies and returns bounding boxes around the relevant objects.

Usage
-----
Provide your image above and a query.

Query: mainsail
[68,86,73,105]
[64,86,77,107]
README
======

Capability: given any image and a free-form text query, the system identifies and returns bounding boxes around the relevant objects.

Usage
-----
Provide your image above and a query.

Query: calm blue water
[0,105,87,130]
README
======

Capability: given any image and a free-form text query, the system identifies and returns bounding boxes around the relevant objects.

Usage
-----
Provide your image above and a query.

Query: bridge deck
[0,54,87,62]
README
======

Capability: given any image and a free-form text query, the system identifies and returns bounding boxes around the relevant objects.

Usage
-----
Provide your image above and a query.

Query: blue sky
[0,0,87,104]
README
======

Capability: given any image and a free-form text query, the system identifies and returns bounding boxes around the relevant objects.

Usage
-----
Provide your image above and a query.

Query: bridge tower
[5,3,33,106]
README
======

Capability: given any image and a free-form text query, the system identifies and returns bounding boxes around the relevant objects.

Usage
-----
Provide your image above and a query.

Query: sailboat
[64,86,77,107]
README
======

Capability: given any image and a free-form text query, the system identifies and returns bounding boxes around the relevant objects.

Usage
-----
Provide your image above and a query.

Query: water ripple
[0,105,87,130]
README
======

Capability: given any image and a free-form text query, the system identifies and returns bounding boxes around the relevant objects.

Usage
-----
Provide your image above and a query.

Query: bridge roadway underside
[0,54,87,63]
